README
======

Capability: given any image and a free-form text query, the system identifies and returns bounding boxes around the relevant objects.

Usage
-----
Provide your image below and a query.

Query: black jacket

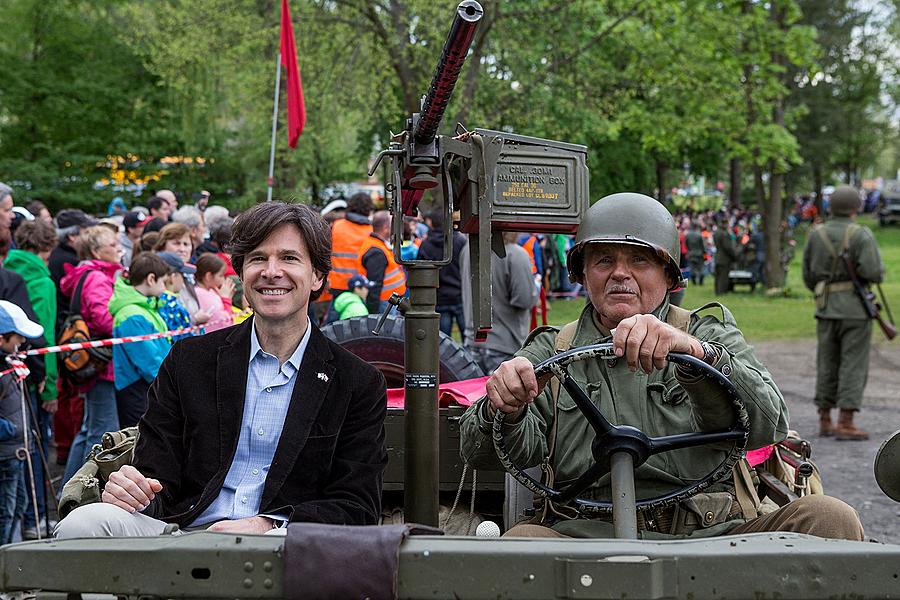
[134,318,388,528]
[0,268,46,384]
[418,228,466,306]
[49,242,79,329]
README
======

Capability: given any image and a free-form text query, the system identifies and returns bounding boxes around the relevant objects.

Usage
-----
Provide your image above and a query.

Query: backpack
[58,427,139,519]
[58,272,113,383]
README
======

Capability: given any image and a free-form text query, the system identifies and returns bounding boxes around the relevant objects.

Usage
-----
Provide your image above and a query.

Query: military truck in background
[878,179,900,225]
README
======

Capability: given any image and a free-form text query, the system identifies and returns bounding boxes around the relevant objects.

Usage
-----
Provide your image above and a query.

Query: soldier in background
[802,185,884,441]
[713,216,736,295]
[684,221,705,286]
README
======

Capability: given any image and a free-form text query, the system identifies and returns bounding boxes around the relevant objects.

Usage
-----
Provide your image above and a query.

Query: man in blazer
[56,201,387,537]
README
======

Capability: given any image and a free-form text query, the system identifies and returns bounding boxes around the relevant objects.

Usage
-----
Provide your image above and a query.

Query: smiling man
[460,192,864,541]
[56,201,387,537]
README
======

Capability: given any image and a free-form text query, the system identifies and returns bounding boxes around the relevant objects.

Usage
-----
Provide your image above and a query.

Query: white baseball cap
[0,300,43,339]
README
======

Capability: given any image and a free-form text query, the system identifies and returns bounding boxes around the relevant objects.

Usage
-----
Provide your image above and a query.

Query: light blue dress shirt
[191,319,311,527]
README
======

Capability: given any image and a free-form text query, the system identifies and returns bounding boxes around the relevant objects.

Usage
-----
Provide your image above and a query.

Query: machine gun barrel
[413,0,483,146]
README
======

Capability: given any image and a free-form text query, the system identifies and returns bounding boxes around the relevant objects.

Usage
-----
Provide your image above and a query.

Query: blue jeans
[62,380,119,487]
[0,457,23,544]
[436,303,465,344]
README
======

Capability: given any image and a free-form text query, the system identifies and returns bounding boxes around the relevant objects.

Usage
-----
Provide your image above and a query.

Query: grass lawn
[543,216,900,343]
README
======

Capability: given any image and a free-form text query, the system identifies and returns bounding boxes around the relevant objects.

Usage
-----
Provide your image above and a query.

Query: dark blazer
[134,317,387,528]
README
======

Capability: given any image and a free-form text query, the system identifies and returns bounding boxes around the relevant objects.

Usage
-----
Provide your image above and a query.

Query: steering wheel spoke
[649,429,747,455]
[556,461,610,504]
[559,370,613,435]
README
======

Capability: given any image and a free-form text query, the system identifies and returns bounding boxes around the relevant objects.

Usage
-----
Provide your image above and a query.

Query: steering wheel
[492,342,749,515]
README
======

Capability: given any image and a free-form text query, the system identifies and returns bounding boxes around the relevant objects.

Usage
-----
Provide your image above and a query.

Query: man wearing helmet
[460,192,864,540]
[803,185,884,441]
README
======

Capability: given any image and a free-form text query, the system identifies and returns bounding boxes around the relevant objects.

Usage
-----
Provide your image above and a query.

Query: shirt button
[241,496,248,504]
[258,428,265,436]
[252,468,259,476]
[266,387,272,393]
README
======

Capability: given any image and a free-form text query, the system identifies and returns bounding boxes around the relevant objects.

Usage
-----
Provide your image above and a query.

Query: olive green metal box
[383,406,504,491]
[457,129,589,235]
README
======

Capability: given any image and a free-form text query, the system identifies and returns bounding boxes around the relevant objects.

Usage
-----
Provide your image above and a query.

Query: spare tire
[321,315,484,388]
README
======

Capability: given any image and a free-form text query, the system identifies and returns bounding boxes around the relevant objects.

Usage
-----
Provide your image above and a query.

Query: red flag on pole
[280,0,305,148]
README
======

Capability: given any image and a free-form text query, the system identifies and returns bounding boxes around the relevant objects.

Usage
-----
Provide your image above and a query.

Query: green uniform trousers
[815,318,872,411]
[714,266,731,295]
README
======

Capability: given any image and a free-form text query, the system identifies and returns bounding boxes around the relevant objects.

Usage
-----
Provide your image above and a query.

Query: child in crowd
[155,252,198,342]
[193,253,234,332]
[108,253,172,428]
[335,275,374,320]
[0,300,44,544]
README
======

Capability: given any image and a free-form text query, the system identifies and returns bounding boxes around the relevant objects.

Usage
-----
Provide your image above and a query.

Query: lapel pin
[317,372,329,382]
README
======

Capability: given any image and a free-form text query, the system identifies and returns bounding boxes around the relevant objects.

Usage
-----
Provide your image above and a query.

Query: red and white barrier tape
[21,324,206,357]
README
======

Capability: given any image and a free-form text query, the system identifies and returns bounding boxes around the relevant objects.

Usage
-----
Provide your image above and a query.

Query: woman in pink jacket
[59,226,124,485]
[193,253,235,332]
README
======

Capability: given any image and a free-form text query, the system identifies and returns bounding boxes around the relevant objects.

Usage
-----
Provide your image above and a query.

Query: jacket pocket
[672,491,738,534]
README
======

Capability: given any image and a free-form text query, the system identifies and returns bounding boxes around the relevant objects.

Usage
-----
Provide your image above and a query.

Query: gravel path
[753,339,900,543]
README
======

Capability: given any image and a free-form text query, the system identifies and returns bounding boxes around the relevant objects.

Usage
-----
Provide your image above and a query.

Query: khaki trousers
[54,503,288,539]
[815,318,872,411]
[505,495,864,541]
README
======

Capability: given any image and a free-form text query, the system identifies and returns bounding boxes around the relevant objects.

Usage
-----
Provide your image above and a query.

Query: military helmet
[567,192,686,291]
[829,185,861,217]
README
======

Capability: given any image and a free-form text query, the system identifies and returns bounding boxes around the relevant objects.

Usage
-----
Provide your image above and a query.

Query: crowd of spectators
[0,184,246,543]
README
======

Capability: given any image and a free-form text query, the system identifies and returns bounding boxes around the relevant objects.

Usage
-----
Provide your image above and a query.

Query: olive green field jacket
[459,301,789,537]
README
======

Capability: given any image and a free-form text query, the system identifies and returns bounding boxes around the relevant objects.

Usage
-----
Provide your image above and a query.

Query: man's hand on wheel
[206,516,274,534]
[612,314,703,374]
[102,465,163,513]
[485,356,549,417]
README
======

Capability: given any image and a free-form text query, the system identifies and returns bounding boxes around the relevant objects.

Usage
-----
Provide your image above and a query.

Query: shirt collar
[249,317,312,372]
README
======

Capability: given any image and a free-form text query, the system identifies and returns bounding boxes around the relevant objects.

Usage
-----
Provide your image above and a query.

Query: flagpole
[266,53,282,203]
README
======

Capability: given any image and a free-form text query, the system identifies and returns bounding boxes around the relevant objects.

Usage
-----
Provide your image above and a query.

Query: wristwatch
[698,341,717,365]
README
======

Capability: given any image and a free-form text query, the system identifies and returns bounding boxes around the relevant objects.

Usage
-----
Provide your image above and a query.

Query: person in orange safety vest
[325,193,373,323]
[360,210,407,314]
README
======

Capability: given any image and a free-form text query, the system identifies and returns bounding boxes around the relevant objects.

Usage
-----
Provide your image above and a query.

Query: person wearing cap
[50,208,99,327]
[58,226,126,487]
[155,252,196,343]
[120,210,153,268]
[803,185,885,441]
[334,275,373,320]
[460,192,863,542]
[0,299,44,544]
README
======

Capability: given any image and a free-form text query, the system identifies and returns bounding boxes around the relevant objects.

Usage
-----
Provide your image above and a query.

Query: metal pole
[403,265,441,527]
[18,381,40,540]
[266,53,282,203]
[610,452,638,539]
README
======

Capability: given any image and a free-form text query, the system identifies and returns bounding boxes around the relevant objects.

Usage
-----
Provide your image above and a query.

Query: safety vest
[329,217,372,292]
[359,234,407,300]
[520,235,539,275]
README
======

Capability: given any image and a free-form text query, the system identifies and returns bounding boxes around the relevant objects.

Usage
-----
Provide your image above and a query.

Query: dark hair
[139,231,160,253]
[25,200,48,218]
[230,201,331,302]
[147,196,169,212]
[195,252,226,284]
[15,220,57,253]
[427,208,444,230]
[346,192,374,217]
[127,252,171,286]
[209,219,233,250]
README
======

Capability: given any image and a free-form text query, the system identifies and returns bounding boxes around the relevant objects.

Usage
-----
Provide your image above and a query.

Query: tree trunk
[764,0,787,290]
[764,163,784,289]
[753,165,765,208]
[655,160,667,203]
[729,157,741,208]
